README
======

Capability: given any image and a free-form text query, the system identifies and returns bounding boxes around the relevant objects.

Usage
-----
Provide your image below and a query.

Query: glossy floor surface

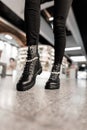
[0,74,87,130]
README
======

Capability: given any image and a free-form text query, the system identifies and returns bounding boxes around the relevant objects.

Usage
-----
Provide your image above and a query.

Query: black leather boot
[45,64,61,89]
[16,45,42,91]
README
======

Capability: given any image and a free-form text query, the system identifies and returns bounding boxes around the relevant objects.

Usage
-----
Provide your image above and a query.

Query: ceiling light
[49,17,54,21]
[65,47,81,51]
[81,64,86,67]
[70,56,86,62]
[5,34,13,40]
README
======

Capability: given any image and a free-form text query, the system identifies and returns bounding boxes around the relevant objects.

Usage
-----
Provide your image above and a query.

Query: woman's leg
[16,0,42,91]
[45,0,73,89]
[54,0,73,64]
[25,0,40,46]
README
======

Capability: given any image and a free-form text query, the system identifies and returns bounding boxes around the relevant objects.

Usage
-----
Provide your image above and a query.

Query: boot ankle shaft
[27,45,39,59]
[30,45,38,57]
[52,64,61,72]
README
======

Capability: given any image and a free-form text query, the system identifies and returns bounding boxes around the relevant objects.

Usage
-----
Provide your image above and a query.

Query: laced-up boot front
[16,45,42,91]
[45,64,61,89]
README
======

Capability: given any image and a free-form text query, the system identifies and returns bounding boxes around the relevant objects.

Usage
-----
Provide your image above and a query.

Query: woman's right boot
[16,45,42,91]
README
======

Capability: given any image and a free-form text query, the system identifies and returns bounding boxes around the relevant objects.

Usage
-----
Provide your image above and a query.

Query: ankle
[52,63,61,72]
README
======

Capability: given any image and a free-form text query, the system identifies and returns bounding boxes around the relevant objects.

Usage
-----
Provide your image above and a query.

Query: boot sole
[45,81,60,90]
[17,68,42,91]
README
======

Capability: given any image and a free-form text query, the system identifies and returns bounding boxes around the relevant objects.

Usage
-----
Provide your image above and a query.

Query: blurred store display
[0,37,18,77]
[0,31,86,80]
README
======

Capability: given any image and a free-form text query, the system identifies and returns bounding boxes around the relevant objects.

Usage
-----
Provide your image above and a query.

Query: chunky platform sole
[17,68,42,91]
[45,80,60,90]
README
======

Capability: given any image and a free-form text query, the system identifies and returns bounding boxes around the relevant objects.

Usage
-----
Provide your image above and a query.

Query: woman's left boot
[45,63,61,89]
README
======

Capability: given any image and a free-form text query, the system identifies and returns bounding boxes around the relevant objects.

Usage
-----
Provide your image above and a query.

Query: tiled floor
[0,73,87,130]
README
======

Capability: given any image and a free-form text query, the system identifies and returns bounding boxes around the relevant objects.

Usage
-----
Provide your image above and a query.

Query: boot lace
[49,64,60,81]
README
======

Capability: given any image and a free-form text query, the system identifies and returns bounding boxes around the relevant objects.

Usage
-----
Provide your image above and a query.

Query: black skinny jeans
[25,0,73,64]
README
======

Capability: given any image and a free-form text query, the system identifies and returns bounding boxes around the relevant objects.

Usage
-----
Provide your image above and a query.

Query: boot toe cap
[45,81,60,90]
[16,82,24,91]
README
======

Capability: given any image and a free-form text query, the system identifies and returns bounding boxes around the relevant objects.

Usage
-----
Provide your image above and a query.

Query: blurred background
[0,1,87,130]
[0,0,87,80]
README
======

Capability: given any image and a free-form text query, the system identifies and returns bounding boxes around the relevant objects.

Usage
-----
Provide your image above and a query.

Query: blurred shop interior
[0,0,87,80]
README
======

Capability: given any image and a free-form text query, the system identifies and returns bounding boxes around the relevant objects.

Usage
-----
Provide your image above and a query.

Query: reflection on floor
[0,73,87,130]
